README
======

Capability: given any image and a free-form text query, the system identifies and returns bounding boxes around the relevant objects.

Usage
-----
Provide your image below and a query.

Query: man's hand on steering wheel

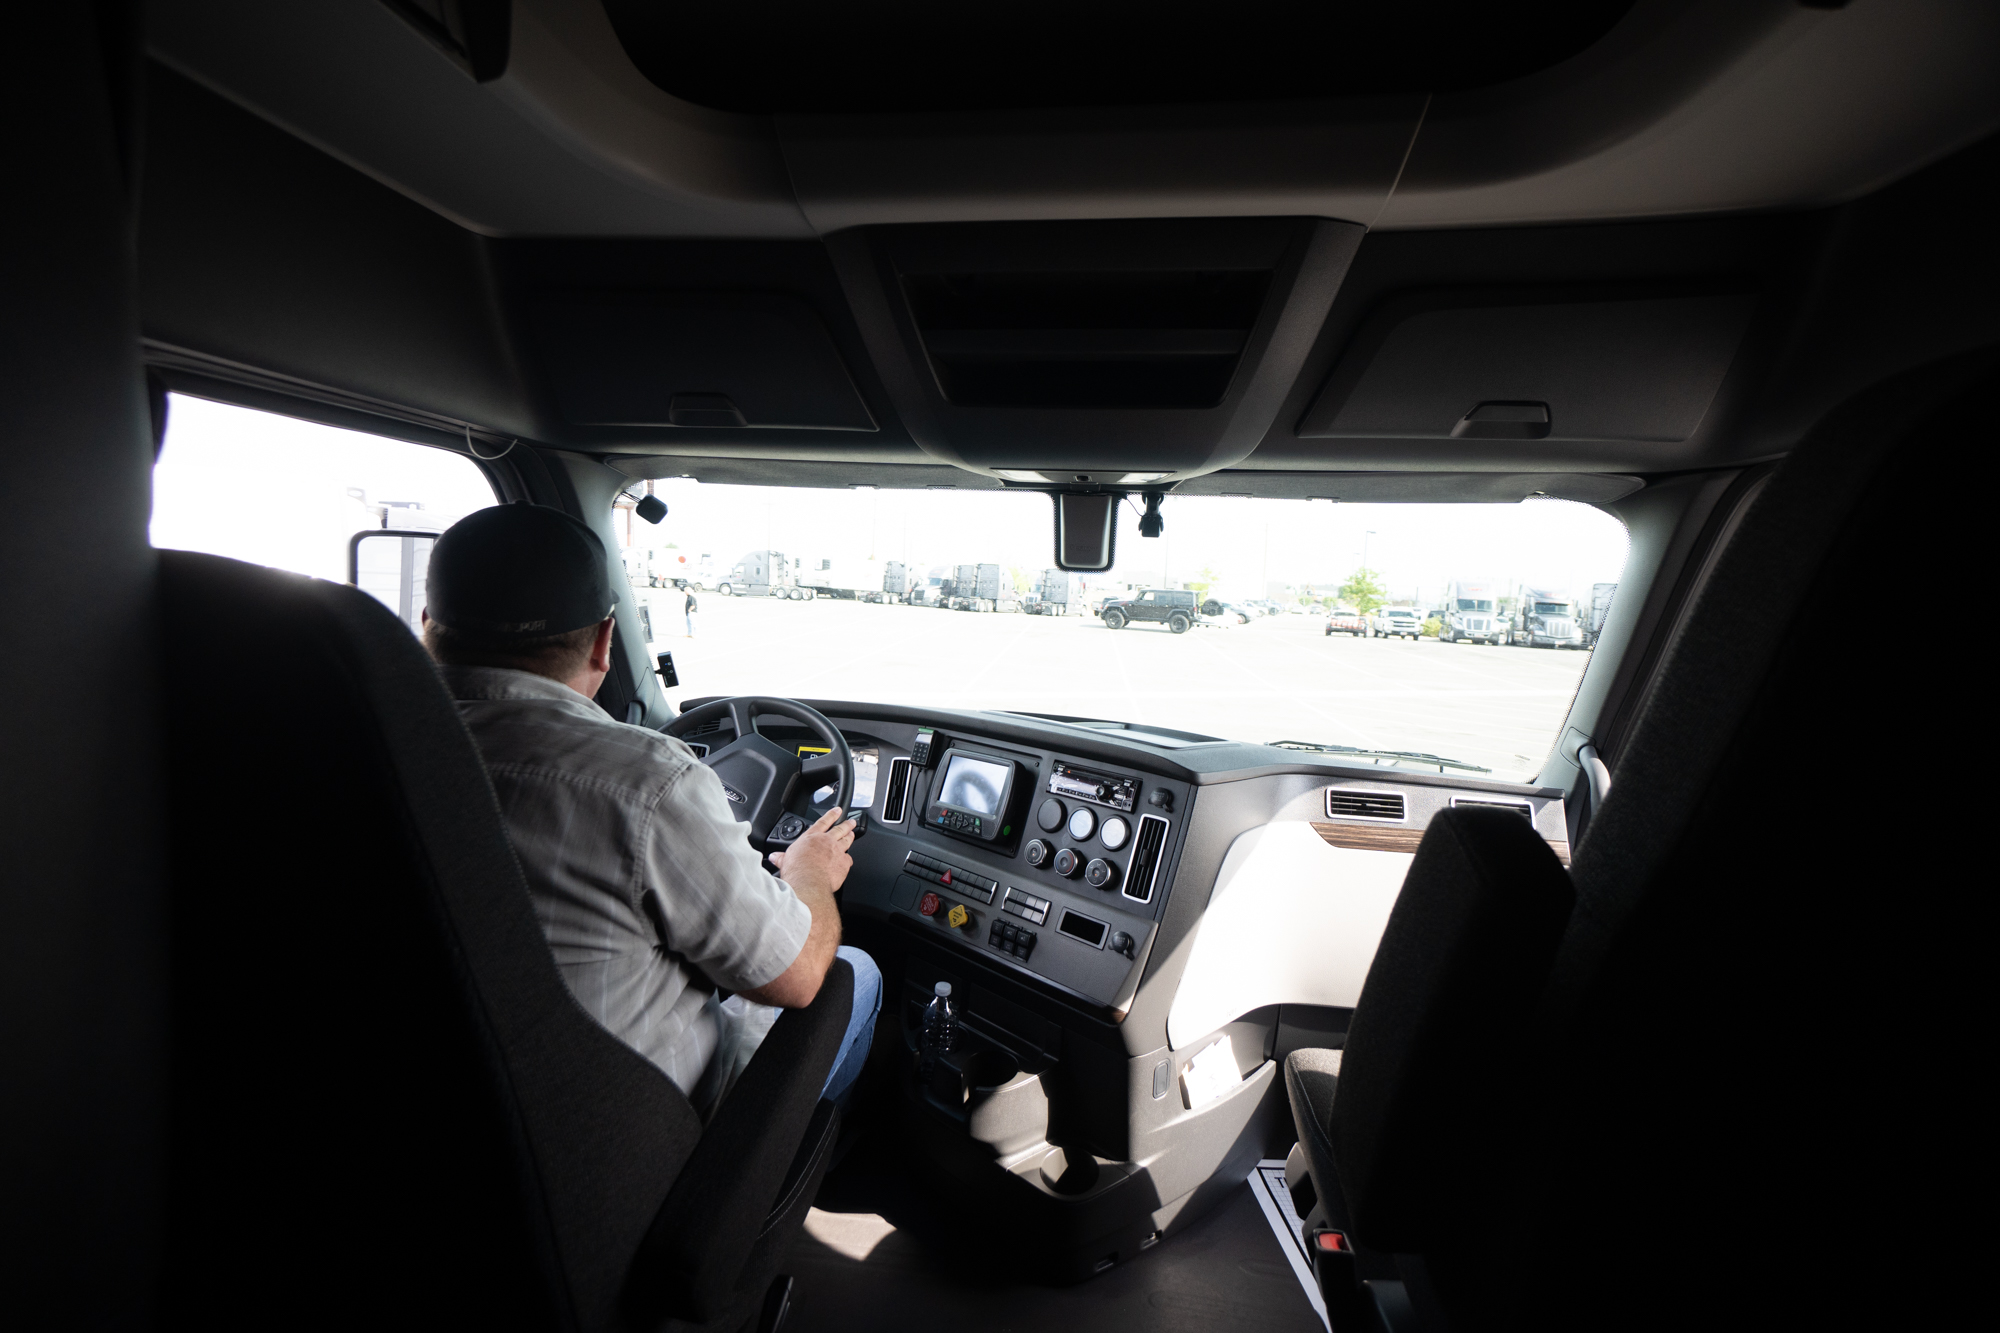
[769,806,857,897]
[660,696,853,854]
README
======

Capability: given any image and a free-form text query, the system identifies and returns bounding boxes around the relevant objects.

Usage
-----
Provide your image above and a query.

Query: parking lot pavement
[636,592,1592,781]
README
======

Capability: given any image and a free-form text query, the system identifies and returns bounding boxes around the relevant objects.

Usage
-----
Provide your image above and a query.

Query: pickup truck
[1370,607,1424,640]
[1324,608,1369,637]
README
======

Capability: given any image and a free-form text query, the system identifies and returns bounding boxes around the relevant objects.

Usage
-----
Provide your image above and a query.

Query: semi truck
[1507,585,1586,648]
[877,560,909,604]
[1586,582,1619,646]
[1438,578,1504,644]
[948,563,1018,613]
[1029,568,1080,615]
[719,550,810,599]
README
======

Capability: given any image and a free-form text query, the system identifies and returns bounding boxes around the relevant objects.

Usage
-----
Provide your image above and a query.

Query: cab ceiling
[598,0,1638,115]
[136,0,2000,493]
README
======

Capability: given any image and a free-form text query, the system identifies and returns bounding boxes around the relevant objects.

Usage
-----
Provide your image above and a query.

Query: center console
[872,734,1186,1018]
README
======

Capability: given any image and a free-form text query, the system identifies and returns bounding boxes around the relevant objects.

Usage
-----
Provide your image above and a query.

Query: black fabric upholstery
[630,959,854,1324]
[1283,1048,1345,1226]
[1330,809,1574,1257]
[157,553,851,1331]
[1514,350,1998,1330]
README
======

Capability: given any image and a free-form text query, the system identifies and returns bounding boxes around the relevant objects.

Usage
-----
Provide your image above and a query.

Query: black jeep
[1100,589,1197,633]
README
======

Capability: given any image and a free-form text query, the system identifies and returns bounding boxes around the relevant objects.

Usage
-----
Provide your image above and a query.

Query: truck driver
[419,502,881,1115]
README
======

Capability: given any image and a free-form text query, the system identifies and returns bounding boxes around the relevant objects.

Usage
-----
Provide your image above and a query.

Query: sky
[152,395,1629,607]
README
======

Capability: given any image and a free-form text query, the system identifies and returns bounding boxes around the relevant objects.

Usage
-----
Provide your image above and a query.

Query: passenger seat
[1283,349,1996,1331]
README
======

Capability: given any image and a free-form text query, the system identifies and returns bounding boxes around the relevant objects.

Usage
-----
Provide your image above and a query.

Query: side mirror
[1052,493,1118,571]
[349,529,438,632]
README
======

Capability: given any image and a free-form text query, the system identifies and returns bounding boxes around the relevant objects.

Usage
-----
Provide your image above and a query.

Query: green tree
[1187,565,1219,601]
[1008,565,1032,595]
[1337,566,1387,613]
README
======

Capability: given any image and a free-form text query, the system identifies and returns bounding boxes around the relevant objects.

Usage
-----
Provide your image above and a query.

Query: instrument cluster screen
[805,744,877,810]
[939,754,1010,817]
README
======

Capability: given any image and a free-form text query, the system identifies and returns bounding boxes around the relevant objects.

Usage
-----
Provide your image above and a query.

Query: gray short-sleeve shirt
[443,666,811,1106]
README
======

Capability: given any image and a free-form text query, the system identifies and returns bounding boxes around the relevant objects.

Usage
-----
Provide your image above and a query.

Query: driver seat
[155,550,852,1331]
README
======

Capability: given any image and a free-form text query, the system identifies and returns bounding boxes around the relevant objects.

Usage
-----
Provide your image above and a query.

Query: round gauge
[1037,797,1066,832]
[1052,847,1082,878]
[1067,807,1097,841]
[1100,816,1131,850]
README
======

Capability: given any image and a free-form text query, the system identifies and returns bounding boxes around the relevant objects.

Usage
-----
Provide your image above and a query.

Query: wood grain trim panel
[1312,821,1571,867]
[1311,822,1425,853]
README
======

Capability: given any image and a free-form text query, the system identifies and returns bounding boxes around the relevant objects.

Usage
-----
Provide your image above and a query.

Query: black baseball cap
[426,502,617,636]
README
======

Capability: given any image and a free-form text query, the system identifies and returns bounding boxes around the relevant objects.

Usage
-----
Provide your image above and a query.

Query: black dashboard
[682,702,1194,1017]
[676,699,1570,1032]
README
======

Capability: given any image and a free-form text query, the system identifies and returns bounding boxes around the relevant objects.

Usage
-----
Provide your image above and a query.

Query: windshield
[1533,602,1573,615]
[633,483,1627,780]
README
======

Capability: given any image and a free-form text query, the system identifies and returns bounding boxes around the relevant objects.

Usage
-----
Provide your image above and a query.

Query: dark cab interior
[4,2,1993,1330]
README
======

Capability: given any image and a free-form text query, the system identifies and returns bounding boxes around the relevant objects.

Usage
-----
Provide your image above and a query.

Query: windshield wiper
[1266,739,1491,774]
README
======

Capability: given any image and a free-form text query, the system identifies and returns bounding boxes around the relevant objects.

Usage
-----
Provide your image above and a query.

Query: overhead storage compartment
[830,217,1363,480]
[1298,290,1755,443]
[526,293,876,432]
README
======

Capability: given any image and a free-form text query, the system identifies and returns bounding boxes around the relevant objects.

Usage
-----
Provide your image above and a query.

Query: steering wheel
[663,697,853,854]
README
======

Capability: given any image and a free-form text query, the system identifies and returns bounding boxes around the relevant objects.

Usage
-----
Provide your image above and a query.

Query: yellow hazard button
[946,903,969,929]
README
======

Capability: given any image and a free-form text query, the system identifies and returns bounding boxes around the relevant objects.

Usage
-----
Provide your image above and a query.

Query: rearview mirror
[1052,493,1117,571]
[349,529,439,632]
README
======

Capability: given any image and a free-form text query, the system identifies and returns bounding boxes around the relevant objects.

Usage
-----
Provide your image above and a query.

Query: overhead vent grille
[1325,790,1406,822]
[882,757,913,824]
[1122,814,1170,905]
[1450,797,1533,821]
[903,271,1270,409]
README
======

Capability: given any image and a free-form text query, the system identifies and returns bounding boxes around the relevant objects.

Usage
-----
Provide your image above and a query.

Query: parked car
[1199,598,1251,624]
[1370,607,1424,640]
[1100,588,1198,633]
[1324,608,1369,637]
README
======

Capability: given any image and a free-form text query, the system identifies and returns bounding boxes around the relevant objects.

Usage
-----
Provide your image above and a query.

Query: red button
[1314,1232,1349,1252]
[940,870,952,885]
[918,892,941,917]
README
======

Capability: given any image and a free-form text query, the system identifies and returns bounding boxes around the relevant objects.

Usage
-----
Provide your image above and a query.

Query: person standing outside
[682,582,698,637]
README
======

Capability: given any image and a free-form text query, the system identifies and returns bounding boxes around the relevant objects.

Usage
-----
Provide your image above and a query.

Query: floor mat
[785,1177,1328,1333]
[1246,1159,1332,1332]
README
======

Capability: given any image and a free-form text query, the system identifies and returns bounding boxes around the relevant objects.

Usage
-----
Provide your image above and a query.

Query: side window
[151,395,498,630]
[1141,591,1158,602]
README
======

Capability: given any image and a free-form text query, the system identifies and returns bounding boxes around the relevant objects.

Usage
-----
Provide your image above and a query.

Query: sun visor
[527,292,876,433]
[1299,291,1755,444]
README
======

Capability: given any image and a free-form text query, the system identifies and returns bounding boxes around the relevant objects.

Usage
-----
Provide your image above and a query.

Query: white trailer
[798,555,887,600]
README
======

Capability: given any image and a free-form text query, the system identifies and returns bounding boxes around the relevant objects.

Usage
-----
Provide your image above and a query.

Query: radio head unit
[925,749,1021,842]
[1048,761,1139,812]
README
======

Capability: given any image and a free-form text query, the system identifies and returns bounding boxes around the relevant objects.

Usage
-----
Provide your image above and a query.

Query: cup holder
[1039,1145,1100,1197]
[963,1050,1020,1091]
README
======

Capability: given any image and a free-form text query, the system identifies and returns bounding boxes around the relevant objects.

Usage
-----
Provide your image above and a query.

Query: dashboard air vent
[1325,789,1406,822]
[1450,798,1533,821]
[882,757,912,823]
[1122,814,1170,905]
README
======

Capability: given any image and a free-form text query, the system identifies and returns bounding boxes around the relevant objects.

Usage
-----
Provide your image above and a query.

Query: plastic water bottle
[918,981,959,1085]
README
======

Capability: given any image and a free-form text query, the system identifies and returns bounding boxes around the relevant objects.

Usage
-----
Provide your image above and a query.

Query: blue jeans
[822,945,881,1107]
